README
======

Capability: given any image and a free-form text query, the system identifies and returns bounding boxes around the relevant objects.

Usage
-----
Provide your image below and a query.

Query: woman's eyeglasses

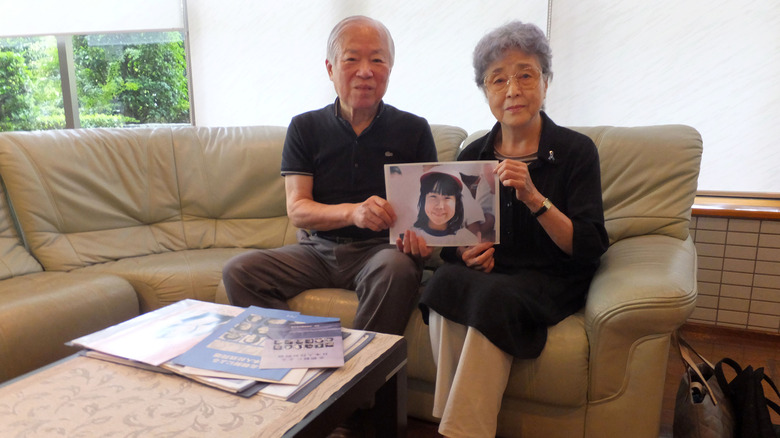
[484,68,543,93]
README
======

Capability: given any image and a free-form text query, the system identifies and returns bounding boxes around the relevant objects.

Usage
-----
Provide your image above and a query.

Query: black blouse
[443,112,608,278]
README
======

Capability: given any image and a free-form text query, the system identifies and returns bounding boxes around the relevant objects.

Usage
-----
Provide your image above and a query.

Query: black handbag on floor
[673,333,735,438]
[714,357,780,438]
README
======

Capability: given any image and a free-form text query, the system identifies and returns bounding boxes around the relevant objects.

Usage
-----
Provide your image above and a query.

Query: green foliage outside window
[0,50,33,131]
[118,40,190,123]
[1,38,70,131]
[0,32,190,132]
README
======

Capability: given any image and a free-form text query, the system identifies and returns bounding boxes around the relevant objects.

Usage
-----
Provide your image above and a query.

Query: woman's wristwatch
[532,197,552,218]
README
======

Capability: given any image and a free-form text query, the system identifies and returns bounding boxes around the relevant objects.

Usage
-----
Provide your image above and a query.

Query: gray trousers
[222,230,422,335]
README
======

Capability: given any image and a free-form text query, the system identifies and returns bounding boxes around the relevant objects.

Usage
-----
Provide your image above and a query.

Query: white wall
[185,0,547,134]
[546,0,780,194]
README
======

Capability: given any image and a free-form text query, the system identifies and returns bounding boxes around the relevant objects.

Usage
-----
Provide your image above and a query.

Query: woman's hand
[494,159,538,204]
[396,229,433,262]
[458,240,495,273]
[495,159,575,255]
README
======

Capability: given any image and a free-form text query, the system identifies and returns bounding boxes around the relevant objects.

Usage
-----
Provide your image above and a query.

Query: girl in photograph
[411,171,478,246]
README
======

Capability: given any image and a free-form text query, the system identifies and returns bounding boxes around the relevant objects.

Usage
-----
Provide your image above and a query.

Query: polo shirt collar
[332,98,386,124]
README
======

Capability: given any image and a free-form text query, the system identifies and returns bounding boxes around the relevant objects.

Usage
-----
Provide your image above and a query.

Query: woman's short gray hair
[473,21,552,89]
[327,16,395,67]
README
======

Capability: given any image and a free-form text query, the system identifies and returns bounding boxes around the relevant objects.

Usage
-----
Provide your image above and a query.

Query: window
[0,0,188,132]
[0,32,189,131]
[73,32,190,127]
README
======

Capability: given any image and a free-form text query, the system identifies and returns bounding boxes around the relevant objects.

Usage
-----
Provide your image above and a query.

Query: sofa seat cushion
[285,288,589,408]
[0,272,138,381]
[287,288,360,328]
[78,248,251,312]
[503,314,589,407]
[403,308,589,409]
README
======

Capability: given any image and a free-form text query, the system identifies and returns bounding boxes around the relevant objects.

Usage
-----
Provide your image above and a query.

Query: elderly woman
[418,21,609,437]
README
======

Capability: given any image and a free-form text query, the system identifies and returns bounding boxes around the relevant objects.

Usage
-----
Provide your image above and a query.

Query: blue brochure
[172,306,340,381]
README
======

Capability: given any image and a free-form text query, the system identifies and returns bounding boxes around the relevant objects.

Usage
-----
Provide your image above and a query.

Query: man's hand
[395,229,433,262]
[458,238,495,273]
[351,196,397,231]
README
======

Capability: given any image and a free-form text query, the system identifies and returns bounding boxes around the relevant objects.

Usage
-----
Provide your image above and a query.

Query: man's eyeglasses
[483,68,543,93]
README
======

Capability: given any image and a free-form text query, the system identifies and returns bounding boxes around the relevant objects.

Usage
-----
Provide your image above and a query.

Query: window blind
[0,0,184,37]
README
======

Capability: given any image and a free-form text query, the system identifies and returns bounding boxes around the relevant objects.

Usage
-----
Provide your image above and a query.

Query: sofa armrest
[584,234,697,401]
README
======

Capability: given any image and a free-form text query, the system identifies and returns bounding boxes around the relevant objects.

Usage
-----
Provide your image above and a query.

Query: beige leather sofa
[0,124,464,382]
[0,123,701,438]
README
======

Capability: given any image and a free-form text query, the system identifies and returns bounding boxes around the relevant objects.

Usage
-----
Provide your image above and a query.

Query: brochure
[69,299,247,366]
[171,306,343,381]
[258,329,374,402]
[385,161,500,247]
[260,319,344,369]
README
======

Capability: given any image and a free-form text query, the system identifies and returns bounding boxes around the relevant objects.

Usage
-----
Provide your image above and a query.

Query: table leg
[371,359,407,438]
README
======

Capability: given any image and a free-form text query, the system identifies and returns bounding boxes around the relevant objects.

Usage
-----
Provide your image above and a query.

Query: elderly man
[222,16,436,335]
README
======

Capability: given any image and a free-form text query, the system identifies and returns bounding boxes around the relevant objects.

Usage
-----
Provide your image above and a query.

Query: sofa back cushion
[0,123,464,272]
[0,181,42,279]
[172,126,295,249]
[0,126,297,271]
[460,124,702,245]
[172,125,464,249]
[0,128,186,271]
[431,124,468,162]
[572,125,702,244]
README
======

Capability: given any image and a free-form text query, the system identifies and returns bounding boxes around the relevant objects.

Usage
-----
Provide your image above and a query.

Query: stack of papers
[69,299,373,399]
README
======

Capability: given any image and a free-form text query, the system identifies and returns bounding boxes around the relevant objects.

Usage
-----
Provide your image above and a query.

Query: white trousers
[429,310,513,438]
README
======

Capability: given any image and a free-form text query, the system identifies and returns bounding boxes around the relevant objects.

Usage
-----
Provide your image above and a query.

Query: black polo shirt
[281,99,438,240]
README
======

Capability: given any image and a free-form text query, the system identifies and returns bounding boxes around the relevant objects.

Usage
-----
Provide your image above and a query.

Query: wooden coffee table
[0,332,407,437]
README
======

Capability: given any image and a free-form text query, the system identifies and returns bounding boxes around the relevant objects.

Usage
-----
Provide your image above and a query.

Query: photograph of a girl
[411,171,476,246]
[385,161,498,247]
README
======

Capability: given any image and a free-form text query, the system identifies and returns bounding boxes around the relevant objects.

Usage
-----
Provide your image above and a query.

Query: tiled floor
[407,323,780,438]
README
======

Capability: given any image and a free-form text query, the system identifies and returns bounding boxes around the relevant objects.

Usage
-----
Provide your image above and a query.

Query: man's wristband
[532,198,552,218]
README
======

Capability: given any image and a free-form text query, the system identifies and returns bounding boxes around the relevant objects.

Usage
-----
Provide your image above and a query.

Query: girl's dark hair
[413,172,464,234]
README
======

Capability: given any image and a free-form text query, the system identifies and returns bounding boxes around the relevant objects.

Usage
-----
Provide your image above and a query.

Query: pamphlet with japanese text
[171,306,343,381]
